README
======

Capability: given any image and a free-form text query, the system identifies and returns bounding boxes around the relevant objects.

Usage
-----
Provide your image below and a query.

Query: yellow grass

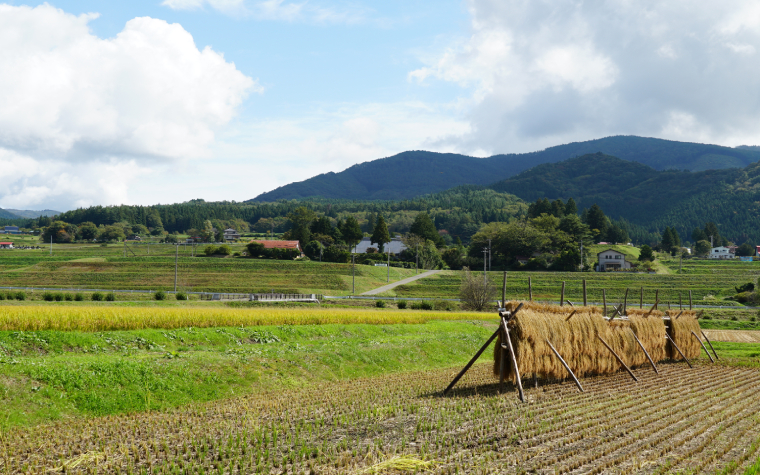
[0,306,489,332]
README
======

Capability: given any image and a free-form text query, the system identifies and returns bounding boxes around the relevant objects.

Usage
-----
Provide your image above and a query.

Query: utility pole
[387,245,390,282]
[482,247,488,288]
[488,239,492,271]
[50,235,52,256]
[416,243,419,275]
[174,244,178,293]
[580,240,584,270]
[351,253,355,294]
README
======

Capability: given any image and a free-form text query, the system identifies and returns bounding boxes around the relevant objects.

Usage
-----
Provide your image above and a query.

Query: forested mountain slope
[251,136,760,202]
[490,153,760,243]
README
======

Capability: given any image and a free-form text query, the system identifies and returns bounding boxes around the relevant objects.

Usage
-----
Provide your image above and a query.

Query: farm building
[596,249,634,271]
[0,242,13,249]
[1,226,20,234]
[224,228,241,241]
[709,246,735,259]
[250,240,302,252]
[352,237,407,255]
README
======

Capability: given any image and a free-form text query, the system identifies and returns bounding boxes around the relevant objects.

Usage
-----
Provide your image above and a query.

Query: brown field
[4,362,760,474]
[703,329,760,343]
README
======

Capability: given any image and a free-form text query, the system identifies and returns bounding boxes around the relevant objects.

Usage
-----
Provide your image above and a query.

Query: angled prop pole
[630,329,658,374]
[545,339,583,392]
[444,328,500,395]
[597,336,638,382]
[692,331,715,363]
[501,317,524,402]
[701,330,719,361]
[665,332,693,368]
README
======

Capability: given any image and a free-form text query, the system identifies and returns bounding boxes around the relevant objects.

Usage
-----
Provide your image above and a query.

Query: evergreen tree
[639,245,655,262]
[410,213,444,247]
[370,215,391,253]
[551,199,565,217]
[704,222,721,246]
[660,227,676,252]
[564,198,578,216]
[341,216,363,251]
[691,227,707,243]
[310,216,332,235]
[585,204,608,242]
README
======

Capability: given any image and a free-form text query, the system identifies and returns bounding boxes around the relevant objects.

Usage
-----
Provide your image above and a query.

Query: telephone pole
[482,247,488,287]
[387,245,391,282]
[174,244,178,292]
[351,253,356,294]
[488,239,492,271]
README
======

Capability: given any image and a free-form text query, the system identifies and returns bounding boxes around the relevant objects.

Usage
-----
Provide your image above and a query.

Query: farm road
[703,329,760,343]
[361,269,441,296]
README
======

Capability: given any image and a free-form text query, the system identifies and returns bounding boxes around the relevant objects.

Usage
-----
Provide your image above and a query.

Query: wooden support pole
[640,287,643,309]
[582,279,587,306]
[701,330,719,361]
[665,332,693,368]
[602,289,607,316]
[565,300,574,307]
[545,339,584,392]
[534,373,538,388]
[689,290,693,310]
[499,326,507,392]
[560,281,565,307]
[501,271,507,309]
[692,331,715,363]
[630,329,658,374]
[655,290,659,310]
[502,317,524,402]
[645,299,660,317]
[679,293,683,311]
[675,311,683,319]
[609,304,622,321]
[565,310,577,321]
[623,288,629,315]
[528,277,533,302]
[444,328,500,395]
[597,336,638,382]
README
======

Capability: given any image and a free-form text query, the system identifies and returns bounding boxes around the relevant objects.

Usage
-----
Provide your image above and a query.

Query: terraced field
[4,362,759,474]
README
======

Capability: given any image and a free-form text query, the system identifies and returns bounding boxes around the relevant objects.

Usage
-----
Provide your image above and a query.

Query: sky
[1,0,759,212]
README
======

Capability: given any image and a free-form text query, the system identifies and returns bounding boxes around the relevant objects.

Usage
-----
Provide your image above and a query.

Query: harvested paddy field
[704,329,760,343]
[5,362,760,474]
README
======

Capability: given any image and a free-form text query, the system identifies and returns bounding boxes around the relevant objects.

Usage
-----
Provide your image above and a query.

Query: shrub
[175,291,188,301]
[74,293,85,301]
[701,314,712,320]
[734,291,754,304]
[0,293,4,301]
[64,293,73,301]
[459,266,495,311]
[15,291,26,301]
[204,245,218,256]
[375,300,386,308]
[751,315,758,322]
[420,301,433,310]
[432,299,456,311]
[155,290,167,301]
[43,292,55,302]
[91,292,103,301]
[396,300,407,309]
[105,293,116,301]
[53,293,63,301]
[216,244,232,256]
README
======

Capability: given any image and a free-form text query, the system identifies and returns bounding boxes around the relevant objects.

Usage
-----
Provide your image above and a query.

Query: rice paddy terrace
[4,362,760,474]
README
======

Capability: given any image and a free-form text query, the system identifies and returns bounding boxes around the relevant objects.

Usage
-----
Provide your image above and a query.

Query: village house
[596,249,634,271]
[0,242,13,249]
[352,236,407,255]
[224,228,241,241]
[1,226,20,234]
[250,240,302,254]
[709,246,735,259]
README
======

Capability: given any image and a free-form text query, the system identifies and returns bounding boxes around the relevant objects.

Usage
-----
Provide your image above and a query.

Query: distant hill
[3,209,60,218]
[0,209,19,219]
[489,153,760,243]
[251,136,760,202]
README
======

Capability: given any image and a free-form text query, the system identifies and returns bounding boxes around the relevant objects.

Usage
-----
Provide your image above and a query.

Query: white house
[223,228,241,241]
[352,236,407,255]
[0,242,13,249]
[596,249,634,271]
[709,246,735,259]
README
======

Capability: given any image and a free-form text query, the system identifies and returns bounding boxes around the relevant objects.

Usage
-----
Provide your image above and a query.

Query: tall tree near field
[410,213,444,247]
[692,227,707,243]
[639,245,655,262]
[564,198,578,216]
[371,215,391,253]
[341,216,363,251]
[585,204,608,242]
[660,227,676,252]
[551,199,566,217]
[310,216,332,236]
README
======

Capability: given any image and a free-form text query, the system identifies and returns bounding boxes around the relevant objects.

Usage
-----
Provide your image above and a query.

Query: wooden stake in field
[501,271,507,309]
[597,336,638,382]
[528,277,533,302]
[701,330,719,361]
[665,332,693,368]
[630,329,659,374]
[501,316,524,402]
[545,339,583,392]
[692,331,715,363]
[602,289,607,316]
[583,279,587,307]
[689,290,693,310]
[640,287,643,309]
[560,281,565,307]
[679,293,683,310]
[655,290,659,310]
[623,288,629,315]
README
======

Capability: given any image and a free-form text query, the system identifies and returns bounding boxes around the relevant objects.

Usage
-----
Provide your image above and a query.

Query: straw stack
[493,301,694,382]
[665,310,701,360]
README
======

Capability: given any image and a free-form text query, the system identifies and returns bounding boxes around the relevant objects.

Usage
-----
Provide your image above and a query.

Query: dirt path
[703,329,760,343]
[361,269,441,296]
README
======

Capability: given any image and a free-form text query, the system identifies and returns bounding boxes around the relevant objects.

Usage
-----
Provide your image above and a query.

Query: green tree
[371,215,391,253]
[78,222,100,241]
[694,239,711,256]
[585,204,608,242]
[99,225,126,242]
[410,213,443,247]
[692,227,707,243]
[341,216,363,251]
[639,244,655,262]
[131,224,149,236]
[310,216,332,236]
[40,221,77,243]
[736,242,756,257]
[564,198,578,216]
[704,222,721,246]
[247,242,265,258]
[551,199,566,217]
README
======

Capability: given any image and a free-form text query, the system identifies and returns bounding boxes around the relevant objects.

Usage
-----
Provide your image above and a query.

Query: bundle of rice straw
[493,301,688,382]
[665,310,701,360]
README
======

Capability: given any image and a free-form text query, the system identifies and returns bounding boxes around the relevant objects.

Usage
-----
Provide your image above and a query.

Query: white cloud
[161,0,246,14]
[411,0,760,154]
[0,4,256,210]
[162,0,371,24]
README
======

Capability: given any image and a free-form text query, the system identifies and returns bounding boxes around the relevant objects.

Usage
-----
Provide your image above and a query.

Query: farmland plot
[5,362,760,474]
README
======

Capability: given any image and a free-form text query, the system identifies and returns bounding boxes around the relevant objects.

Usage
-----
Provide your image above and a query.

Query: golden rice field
[0,306,489,332]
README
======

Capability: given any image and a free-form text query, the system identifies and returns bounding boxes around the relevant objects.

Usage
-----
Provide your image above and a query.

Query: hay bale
[665,311,701,360]
[493,301,695,382]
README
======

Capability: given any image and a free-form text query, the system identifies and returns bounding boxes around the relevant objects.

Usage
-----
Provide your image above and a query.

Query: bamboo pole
[665,332,693,368]
[692,331,715,363]
[444,328,500,395]
[583,279,587,306]
[528,277,533,302]
[645,299,660,317]
[603,289,607,316]
[501,271,507,309]
[545,339,584,392]
[701,330,719,361]
[630,329,658,374]
[502,317,524,402]
[560,281,565,307]
[597,336,638,381]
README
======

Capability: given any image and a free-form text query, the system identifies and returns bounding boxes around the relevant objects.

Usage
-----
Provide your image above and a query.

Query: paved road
[361,269,441,296]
